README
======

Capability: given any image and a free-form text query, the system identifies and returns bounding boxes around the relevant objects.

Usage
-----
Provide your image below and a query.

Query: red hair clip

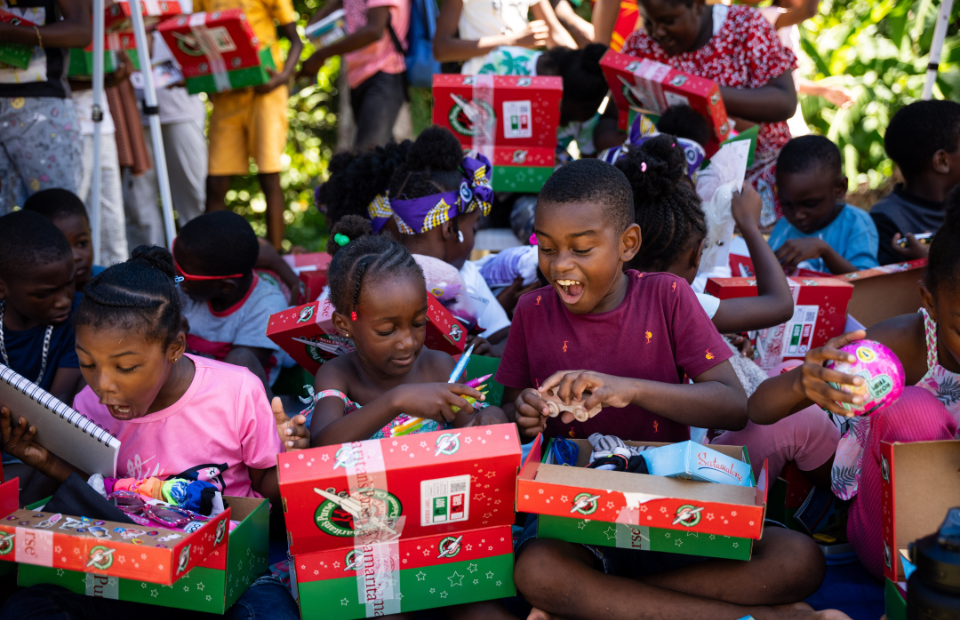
[351,311,358,321]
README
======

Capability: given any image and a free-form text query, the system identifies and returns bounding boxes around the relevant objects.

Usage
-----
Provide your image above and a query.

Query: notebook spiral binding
[0,363,120,448]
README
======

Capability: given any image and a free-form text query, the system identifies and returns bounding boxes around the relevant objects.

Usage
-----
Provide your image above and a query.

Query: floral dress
[831,308,960,499]
[620,4,798,225]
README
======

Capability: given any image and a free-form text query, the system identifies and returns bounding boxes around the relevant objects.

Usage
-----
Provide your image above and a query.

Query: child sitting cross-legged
[173,211,289,398]
[497,159,846,620]
[769,135,879,275]
[0,246,299,618]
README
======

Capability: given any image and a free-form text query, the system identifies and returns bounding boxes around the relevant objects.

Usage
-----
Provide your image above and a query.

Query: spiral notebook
[0,364,119,476]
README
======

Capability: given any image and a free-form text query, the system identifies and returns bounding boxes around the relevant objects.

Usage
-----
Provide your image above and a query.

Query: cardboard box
[283,252,332,304]
[838,259,927,329]
[104,0,182,32]
[266,294,465,376]
[599,49,730,155]
[705,277,853,369]
[293,525,515,620]
[432,74,561,192]
[278,424,521,556]
[881,439,960,585]
[18,495,269,613]
[158,10,272,94]
[885,578,907,620]
[0,10,36,70]
[518,437,768,560]
[0,479,244,588]
[643,441,753,487]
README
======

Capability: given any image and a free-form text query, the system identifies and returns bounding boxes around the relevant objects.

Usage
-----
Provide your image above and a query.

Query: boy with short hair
[497,159,834,620]
[872,100,960,264]
[0,210,83,503]
[24,188,102,292]
[198,0,303,249]
[173,211,287,397]
[769,135,878,274]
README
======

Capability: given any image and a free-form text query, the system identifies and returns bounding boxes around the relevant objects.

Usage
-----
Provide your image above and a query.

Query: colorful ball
[825,340,905,416]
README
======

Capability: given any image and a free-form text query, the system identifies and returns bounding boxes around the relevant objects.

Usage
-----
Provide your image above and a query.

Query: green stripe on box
[490,166,552,193]
[538,515,752,561]
[67,49,140,78]
[223,496,271,609]
[298,553,515,620]
[0,43,33,70]
[884,579,906,620]
[185,48,275,95]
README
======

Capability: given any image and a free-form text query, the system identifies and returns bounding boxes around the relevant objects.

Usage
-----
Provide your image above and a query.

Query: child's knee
[755,528,825,599]
[514,539,577,603]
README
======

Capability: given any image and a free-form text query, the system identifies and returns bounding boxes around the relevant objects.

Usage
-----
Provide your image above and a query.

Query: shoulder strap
[920,307,939,369]
[316,389,357,408]
[386,13,406,55]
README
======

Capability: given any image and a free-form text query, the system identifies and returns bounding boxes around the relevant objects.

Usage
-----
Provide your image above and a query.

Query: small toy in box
[643,441,753,487]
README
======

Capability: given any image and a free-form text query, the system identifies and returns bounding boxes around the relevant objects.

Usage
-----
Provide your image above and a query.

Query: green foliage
[799,0,960,191]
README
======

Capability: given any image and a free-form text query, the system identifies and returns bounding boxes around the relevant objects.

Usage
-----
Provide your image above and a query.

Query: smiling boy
[769,135,878,274]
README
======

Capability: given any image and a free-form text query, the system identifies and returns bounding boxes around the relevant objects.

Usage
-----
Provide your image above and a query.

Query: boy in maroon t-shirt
[498,160,838,620]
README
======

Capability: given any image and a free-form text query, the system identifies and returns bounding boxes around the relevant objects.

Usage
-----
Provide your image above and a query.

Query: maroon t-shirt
[496,271,732,442]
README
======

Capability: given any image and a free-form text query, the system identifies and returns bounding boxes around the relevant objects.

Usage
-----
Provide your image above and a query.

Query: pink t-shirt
[74,355,283,498]
[343,0,408,89]
[496,271,732,443]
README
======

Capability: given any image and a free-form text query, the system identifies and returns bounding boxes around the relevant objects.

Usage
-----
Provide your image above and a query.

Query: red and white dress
[621,4,797,225]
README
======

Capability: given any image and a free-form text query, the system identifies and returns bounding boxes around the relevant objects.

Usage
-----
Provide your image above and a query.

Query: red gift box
[283,252,333,304]
[837,259,927,329]
[104,0,182,32]
[432,74,562,150]
[266,294,465,376]
[278,424,521,556]
[158,9,263,80]
[705,277,853,370]
[880,439,960,584]
[600,49,730,155]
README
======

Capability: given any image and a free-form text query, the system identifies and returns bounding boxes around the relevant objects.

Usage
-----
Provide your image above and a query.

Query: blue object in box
[643,441,753,487]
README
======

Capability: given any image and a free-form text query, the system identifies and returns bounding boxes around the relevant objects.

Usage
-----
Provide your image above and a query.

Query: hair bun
[327,215,374,256]
[405,126,463,172]
[128,245,176,281]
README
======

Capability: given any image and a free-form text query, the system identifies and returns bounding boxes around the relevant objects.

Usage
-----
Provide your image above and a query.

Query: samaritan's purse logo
[447,99,495,137]
[674,504,702,527]
[437,535,462,558]
[88,545,115,571]
[435,433,461,456]
[297,305,315,323]
[0,533,14,556]
[571,492,599,515]
[314,489,403,537]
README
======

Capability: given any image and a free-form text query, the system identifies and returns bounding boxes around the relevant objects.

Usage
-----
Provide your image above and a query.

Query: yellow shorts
[207,85,289,176]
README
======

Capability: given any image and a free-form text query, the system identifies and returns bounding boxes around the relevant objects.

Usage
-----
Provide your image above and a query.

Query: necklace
[0,301,54,385]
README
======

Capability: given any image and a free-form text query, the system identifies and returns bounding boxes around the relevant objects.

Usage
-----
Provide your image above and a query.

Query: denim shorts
[515,514,708,578]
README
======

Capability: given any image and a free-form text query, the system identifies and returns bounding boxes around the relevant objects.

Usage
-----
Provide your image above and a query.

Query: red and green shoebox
[104,0,182,32]
[11,486,269,613]
[158,10,274,94]
[292,525,515,619]
[885,578,906,620]
[838,258,927,329]
[599,49,729,156]
[881,439,960,588]
[279,424,521,556]
[518,436,768,561]
[433,74,561,192]
[267,293,466,375]
[706,277,853,371]
[0,10,36,70]
[282,252,333,304]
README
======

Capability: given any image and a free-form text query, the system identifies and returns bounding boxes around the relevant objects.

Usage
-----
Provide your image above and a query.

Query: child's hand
[465,334,492,356]
[272,397,310,451]
[794,330,867,417]
[514,388,551,437]
[539,370,637,412]
[0,406,53,472]
[512,20,549,48]
[394,383,484,424]
[731,183,762,231]
[891,233,931,260]
[463,405,509,428]
[775,238,826,271]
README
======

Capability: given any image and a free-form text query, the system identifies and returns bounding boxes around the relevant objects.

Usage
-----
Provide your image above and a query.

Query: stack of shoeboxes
[279,424,522,619]
[0,477,271,613]
[599,49,730,156]
[432,74,563,192]
[158,8,275,94]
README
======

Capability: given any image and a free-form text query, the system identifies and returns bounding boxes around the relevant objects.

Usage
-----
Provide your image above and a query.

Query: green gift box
[0,42,34,70]
[18,496,269,614]
[68,48,140,78]
[184,48,275,95]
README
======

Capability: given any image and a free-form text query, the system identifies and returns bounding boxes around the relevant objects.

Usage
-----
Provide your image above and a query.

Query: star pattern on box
[54,546,61,554]
[706,513,714,521]
[603,526,616,540]
[423,549,430,557]
[732,543,739,548]
[577,521,587,530]
[206,595,212,602]
[440,592,448,599]
[333,561,339,568]
[473,579,479,585]
[341,598,349,606]
[142,583,147,589]
[151,589,159,598]
[468,563,478,573]
[687,532,698,538]
[321,454,329,462]
[486,571,494,579]
[675,539,683,547]
[184,585,190,592]
[465,437,473,444]
[56,569,64,577]
[429,588,436,594]
[196,582,204,591]
[640,506,647,512]
[416,571,427,581]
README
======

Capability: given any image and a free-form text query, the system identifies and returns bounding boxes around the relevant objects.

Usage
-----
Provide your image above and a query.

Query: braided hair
[388,127,465,200]
[615,134,705,272]
[925,186,960,298]
[315,141,412,225]
[75,246,184,346]
[326,215,424,318]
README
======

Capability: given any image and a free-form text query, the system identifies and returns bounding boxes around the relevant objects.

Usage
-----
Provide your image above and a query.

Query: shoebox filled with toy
[517,435,768,561]
[0,478,269,613]
[432,74,562,193]
[279,424,522,619]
